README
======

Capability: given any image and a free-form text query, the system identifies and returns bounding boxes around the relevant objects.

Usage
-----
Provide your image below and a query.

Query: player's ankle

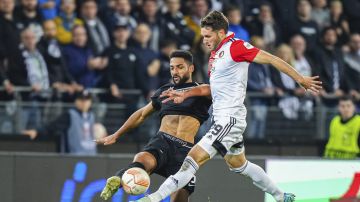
[273,192,284,202]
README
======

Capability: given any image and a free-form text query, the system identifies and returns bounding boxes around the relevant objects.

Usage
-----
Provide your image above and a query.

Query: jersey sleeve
[230,40,260,62]
[150,88,162,111]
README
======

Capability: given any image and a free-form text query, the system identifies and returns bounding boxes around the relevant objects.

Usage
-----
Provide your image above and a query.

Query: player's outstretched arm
[161,84,211,103]
[253,50,322,93]
[95,102,155,145]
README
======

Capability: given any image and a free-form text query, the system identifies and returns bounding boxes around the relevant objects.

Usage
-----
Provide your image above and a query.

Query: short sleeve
[150,88,162,111]
[230,40,260,62]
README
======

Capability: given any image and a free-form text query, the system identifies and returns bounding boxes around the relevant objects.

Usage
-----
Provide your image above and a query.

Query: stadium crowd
[0,0,359,145]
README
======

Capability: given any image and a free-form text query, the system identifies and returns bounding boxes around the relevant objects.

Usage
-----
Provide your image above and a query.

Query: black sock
[115,162,146,178]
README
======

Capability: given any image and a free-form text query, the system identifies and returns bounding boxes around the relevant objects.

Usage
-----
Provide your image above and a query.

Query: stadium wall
[1,153,359,202]
[0,152,264,202]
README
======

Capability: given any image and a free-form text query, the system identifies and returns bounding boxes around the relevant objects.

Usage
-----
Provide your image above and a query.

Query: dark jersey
[151,82,212,124]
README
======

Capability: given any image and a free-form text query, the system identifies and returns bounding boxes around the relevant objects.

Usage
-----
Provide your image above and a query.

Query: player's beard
[173,74,190,85]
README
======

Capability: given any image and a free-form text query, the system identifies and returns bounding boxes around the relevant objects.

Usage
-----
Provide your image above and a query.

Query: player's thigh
[133,151,157,173]
[171,189,189,202]
[187,144,211,167]
[224,151,247,168]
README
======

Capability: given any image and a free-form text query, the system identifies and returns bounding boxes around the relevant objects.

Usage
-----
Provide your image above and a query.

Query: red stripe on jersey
[208,51,216,76]
[214,33,235,52]
[230,40,260,62]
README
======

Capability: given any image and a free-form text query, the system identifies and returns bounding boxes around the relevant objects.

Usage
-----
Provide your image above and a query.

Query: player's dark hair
[169,50,193,65]
[339,95,355,104]
[200,10,229,33]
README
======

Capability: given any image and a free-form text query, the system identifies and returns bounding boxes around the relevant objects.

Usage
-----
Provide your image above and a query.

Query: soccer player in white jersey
[135,11,322,202]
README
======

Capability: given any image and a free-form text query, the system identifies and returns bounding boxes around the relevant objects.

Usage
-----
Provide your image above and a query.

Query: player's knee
[134,152,157,169]
[115,162,146,178]
[225,154,247,169]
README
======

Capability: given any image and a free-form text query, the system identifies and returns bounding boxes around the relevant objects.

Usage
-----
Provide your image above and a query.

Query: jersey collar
[214,32,235,52]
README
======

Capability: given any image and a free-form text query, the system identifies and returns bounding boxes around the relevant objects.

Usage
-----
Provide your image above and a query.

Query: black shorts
[143,131,196,194]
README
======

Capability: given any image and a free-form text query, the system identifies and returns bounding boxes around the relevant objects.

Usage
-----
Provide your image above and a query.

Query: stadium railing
[0,86,338,155]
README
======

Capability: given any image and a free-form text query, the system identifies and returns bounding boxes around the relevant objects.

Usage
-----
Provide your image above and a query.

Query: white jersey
[208,33,260,119]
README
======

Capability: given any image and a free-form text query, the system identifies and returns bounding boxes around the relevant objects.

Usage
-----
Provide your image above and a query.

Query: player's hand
[160,88,185,104]
[94,134,117,145]
[298,76,322,94]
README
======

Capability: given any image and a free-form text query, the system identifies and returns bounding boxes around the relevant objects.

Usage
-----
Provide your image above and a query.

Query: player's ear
[189,64,194,73]
[216,29,226,38]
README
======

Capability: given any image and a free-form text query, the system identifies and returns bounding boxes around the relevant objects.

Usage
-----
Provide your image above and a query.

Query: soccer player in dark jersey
[95,50,212,201]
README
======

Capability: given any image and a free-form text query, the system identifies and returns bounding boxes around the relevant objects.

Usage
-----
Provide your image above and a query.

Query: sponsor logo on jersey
[243,42,254,49]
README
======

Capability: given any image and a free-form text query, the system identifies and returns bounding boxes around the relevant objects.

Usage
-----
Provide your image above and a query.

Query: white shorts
[198,116,246,158]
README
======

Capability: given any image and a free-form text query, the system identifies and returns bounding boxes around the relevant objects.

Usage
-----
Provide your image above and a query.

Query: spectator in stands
[62,25,106,88]
[225,6,249,42]
[247,2,282,51]
[184,0,209,47]
[5,29,50,96]
[102,0,137,33]
[157,40,177,88]
[290,34,316,78]
[5,28,51,130]
[103,23,147,115]
[247,36,275,139]
[344,33,360,102]
[0,0,21,69]
[329,0,350,47]
[161,0,195,50]
[129,23,160,93]
[80,0,110,56]
[22,90,103,155]
[310,0,330,30]
[317,27,346,105]
[324,96,360,159]
[55,0,83,44]
[342,0,360,33]
[289,0,319,51]
[271,44,314,120]
[14,0,44,40]
[192,38,210,83]
[135,0,161,51]
[38,20,83,97]
[38,0,60,20]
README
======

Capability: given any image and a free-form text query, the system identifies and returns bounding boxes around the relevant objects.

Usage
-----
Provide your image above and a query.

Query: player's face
[170,57,193,85]
[201,27,223,51]
[338,100,355,119]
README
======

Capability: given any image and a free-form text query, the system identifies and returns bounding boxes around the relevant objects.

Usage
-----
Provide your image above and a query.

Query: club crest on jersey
[219,51,224,58]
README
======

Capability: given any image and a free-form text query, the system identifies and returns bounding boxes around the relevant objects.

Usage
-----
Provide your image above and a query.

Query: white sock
[148,156,199,202]
[233,161,284,202]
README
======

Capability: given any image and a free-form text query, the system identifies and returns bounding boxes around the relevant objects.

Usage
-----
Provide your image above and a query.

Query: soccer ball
[121,167,150,195]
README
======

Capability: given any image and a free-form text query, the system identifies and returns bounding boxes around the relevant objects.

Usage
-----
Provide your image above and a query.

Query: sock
[234,161,284,202]
[148,156,199,201]
[115,162,146,178]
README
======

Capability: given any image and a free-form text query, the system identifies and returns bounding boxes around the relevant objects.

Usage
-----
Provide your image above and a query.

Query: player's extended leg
[137,145,211,202]
[100,152,157,200]
[224,152,295,202]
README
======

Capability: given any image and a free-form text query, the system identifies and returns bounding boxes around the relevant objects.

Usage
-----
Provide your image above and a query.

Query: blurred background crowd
[0,0,359,155]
